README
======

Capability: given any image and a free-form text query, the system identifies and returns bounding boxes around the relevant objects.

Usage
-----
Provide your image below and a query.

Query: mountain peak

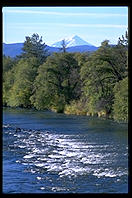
[51,35,93,48]
[72,35,80,39]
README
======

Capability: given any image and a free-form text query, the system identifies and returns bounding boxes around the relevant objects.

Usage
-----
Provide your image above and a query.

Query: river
[3,107,128,193]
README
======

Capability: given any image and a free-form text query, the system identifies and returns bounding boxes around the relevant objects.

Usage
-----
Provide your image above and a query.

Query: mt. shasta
[51,35,94,48]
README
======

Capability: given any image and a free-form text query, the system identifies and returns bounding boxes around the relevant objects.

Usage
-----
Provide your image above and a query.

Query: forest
[3,32,128,122]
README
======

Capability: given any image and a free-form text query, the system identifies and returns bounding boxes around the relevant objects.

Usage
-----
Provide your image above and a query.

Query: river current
[3,108,128,193]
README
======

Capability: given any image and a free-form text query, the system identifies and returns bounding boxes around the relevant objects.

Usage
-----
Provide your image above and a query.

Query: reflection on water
[3,108,128,193]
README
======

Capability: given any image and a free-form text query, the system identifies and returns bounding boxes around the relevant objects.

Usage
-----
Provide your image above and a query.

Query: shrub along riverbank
[3,32,128,122]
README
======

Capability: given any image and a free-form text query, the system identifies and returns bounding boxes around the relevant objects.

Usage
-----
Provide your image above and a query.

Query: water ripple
[3,126,128,180]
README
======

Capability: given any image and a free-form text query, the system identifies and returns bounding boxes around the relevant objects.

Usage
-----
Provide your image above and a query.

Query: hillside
[3,43,98,58]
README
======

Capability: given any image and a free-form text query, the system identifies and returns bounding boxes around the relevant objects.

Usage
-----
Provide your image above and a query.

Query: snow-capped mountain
[51,35,93,48]
[3,36,98,58]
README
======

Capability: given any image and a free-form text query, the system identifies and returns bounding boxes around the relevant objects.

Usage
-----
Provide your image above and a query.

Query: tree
[3,68,15,106]
[118,30,128,47]
[113,77,128,122]
[3,55,16,106]
[94,40,127,82]
[3,55,15,74]
[80,41,116,115]
[60,39,67,53]
[21,33,48,64]
[30,52,80,112]
[80,29,128,118]
[7,57,38,108]
[117,29,128,76]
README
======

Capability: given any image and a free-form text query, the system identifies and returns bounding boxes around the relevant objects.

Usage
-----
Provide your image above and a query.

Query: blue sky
[2,6,128,46]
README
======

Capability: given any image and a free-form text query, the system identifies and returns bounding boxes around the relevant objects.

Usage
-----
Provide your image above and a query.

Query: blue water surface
[3,107,128,193]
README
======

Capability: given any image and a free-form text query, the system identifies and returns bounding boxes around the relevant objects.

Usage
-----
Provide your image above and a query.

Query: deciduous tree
[30,52,80,112]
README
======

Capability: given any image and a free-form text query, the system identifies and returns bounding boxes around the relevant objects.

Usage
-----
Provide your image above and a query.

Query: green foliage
[3,55,16,106]
[7,57,38,107]
[3,69,15,106]
[21,33,48,64]
[3,32,128,122]
[118,30,128,47]
[30,52,81,112]
[113,77,128,122]
[64,99,87,115]
[3,55,15,73]
[80,36,128,117]
[81,41,114,115]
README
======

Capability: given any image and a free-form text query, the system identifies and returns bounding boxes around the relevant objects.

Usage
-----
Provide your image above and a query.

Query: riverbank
[3,105,128,124]
[63,100,128,123]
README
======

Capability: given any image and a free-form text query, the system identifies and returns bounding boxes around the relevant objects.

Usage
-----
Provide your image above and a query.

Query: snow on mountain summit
[51,35,93,48]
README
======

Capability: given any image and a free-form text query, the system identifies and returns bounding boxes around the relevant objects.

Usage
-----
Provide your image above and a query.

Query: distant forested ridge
[3,32,128,122]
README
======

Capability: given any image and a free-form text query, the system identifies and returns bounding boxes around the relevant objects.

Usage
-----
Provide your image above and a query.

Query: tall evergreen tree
[21,33,48,64]
[60,39,67,53]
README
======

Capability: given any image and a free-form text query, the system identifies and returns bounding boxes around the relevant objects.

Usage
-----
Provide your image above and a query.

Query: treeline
[3,32,128,122]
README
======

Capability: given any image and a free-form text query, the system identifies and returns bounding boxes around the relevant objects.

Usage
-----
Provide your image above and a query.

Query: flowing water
[3,108,128,193]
